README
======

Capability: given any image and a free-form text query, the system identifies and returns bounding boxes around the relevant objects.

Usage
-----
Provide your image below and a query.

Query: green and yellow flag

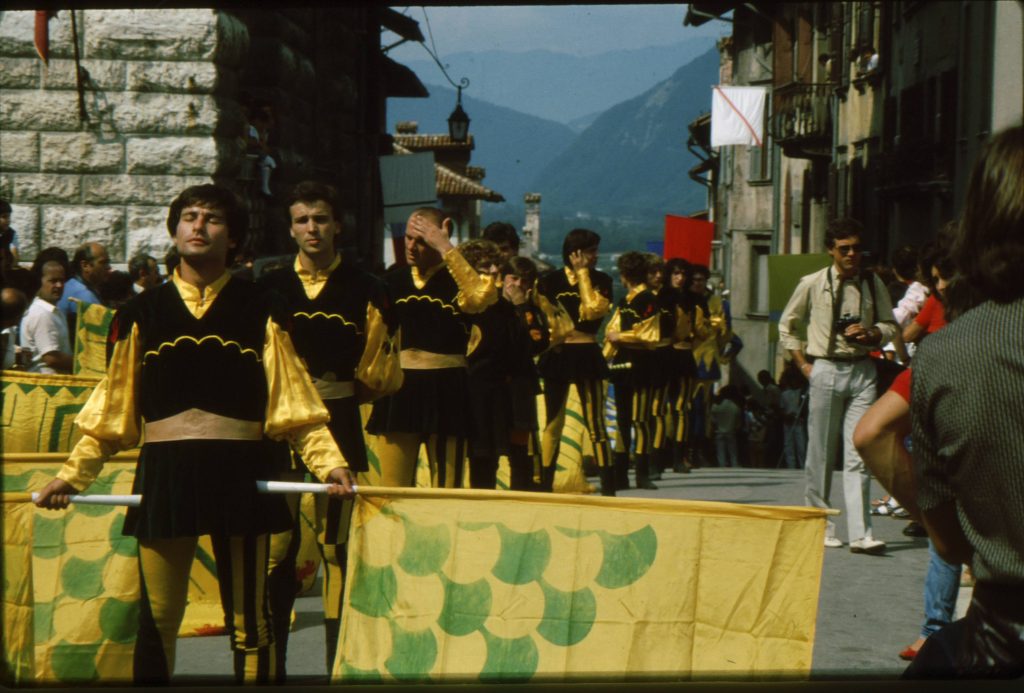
[2,501,35,685]
[3,456,139,684]
[1,371,100,453]
[333,489,828,683]
[70,298,116,377]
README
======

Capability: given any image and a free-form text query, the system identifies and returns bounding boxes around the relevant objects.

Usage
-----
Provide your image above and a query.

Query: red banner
[34,11,54,65]
[663,214,714,266]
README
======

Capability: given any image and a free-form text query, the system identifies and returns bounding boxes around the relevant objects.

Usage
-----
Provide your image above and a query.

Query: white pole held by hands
[30,492,142,507]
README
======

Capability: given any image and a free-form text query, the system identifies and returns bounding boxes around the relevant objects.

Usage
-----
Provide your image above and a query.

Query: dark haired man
[34,184,355,684]
[482,221,520,264]
[535,228,615,495]
[367,207,497,488]
[128,253,162,294]
[779,218,898,555]
[57,241,112,334]
[259,180,401,677]
[20,260,72,373]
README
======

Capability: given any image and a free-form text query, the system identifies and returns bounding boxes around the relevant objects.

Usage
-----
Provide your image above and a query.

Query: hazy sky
[386,4,729,60]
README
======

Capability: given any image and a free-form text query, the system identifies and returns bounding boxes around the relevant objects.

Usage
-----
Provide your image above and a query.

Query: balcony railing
[769,82,832,159]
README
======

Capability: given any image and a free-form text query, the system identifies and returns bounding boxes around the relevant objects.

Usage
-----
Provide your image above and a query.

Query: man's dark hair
[128,253,156,282]
[824,218,864,249]
[31,247,72,280]
[0,199,11,215]
[757,369,774,386]
[689,264,710,280]
[890,245,918,281]
[458,239,502,271]
[482,222,520,252]
[950,125,1024,306]
[1,287,28,328]
[665,257,691,277]
[164,245,180,276]
[616,251,648,286]
[100,270,134,306]
[643,252,665,273]
[561,228,600,266]
[71,242,100,277]
[284,180,342,222]
[503,256,538,287]
[166,185,248,258]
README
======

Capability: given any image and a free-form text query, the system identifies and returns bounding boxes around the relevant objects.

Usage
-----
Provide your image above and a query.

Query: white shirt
[20,296,72,374]
[2,326,17,369]
[892,280,929,328]
[778,265,899,358]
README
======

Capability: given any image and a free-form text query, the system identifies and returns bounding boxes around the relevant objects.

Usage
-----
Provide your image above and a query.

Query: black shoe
[613,452,630,490]
[902,521,928,537]
[598,467,617,496]
[635,455,658,490]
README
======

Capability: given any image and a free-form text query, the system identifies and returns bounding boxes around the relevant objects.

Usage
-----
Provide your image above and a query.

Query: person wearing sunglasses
[778,218,899,555]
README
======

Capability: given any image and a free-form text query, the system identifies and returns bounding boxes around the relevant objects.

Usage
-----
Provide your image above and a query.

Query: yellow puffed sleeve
[262,317,348,480]
[57,322,143,492]
[445,247,497,314]
[534,292,574,349]
[601,308,621,360]
[356,304,403,400]
[576,267,611,321]
[615,312,661,346]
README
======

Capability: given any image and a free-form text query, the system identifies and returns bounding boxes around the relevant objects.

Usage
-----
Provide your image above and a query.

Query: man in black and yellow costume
[536,228,615,495]
[687,264,731,467]
[34,184,355,685]
[259,181,401,677]
[366,207,497,487]
[604,251,670,491]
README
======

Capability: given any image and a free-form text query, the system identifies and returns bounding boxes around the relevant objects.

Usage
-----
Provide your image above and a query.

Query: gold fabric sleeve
[355,304,403,400]
[616,312,662,345]
[535,292,574,349]
[601,308,621,360]
[692,305,727,370]
[575,267,611,321]
[445,247,498,314]
[262,318,348,479]
[57,322,143,492]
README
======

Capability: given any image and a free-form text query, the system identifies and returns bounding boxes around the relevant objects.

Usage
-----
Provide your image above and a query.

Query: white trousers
[804,358,876,541]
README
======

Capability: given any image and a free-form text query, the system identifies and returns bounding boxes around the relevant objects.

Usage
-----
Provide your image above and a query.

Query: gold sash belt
[399,348,467,370]
[144,408,263,443]
[564,330,597,344]
[311,378,355,400]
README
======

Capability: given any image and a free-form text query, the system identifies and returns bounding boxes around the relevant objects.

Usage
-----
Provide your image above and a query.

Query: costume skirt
[124,439,293,540]
[538,342,609,382]
[366,366,473,437]
[675,347,698,380]
[612,348,659,388]
[467,376,512,457]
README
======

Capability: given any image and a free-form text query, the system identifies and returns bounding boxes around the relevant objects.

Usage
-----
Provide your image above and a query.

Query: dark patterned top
[911,296,1024,585]
[535,266,614,335]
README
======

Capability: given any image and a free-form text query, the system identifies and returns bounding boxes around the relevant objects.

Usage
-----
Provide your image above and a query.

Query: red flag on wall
[34,10,56,65]
[664,214,714,267]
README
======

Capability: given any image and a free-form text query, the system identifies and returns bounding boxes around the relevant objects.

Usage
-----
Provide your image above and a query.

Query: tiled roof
[393,142,504,202]
[393,133,475,151]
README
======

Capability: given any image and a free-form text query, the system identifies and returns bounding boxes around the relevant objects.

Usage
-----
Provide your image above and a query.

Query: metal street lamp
[447,85,470,143]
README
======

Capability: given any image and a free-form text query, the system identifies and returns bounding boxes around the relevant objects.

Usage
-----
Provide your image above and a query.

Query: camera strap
[825,266,873,358]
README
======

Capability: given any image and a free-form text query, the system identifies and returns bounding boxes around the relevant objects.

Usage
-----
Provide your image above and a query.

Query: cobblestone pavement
[174,466,971,684]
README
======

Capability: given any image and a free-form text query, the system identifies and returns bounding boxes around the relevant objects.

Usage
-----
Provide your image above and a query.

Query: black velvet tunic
[259,262,393,471]
[536,267,614,382]
[117,278,292,539]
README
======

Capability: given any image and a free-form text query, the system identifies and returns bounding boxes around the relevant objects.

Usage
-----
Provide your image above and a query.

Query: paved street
[174,466,968,684]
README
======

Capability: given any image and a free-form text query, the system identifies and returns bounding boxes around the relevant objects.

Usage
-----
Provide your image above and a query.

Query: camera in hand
[835,313,862,341]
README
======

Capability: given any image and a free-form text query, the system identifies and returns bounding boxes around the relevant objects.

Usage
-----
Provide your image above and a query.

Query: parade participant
[33,184,355,685]
[643,252,677,481]
[687,264,729,468]
[603,251,667,491]
[128,253,162,294]
[482,221,521,264]
[503,256,550,490]
[258,180,401,677]
[366,207,496,488]
[460,239,544,491]
[778,217,898,554]
[663,258,698,473]
[535,229,615,495]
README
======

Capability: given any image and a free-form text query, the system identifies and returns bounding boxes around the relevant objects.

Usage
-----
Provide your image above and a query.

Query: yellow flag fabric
[0,371,100,453]
[3,457,138,684]
[537,385,598,494]
[2,502,35,685]
[333,488,827,682]
[70,298,116,377]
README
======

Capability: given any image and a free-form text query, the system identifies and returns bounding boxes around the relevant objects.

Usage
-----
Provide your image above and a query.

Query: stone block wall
[0,9,248,265]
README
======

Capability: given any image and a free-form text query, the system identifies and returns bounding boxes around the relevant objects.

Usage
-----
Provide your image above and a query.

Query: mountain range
[387,42,721,253]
